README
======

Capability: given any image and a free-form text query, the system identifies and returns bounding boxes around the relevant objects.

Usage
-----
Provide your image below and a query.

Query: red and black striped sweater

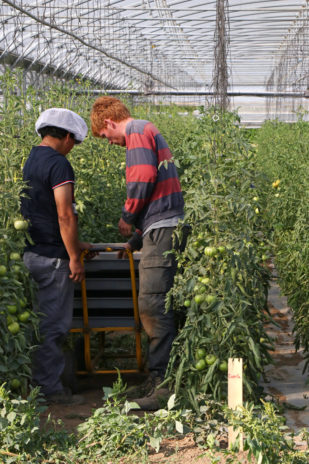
[122,119,184,234]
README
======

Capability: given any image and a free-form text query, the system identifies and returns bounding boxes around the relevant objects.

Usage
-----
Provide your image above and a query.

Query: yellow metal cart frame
[70,244,143,374]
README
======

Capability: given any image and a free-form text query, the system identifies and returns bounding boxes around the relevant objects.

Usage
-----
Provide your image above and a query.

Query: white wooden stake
[228,358,243,451]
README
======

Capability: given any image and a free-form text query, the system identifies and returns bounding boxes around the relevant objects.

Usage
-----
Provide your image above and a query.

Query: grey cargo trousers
[138,227,177,378]
[23,252,74,395]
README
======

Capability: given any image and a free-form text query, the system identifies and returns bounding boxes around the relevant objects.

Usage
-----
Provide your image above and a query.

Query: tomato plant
[165,108,272,408]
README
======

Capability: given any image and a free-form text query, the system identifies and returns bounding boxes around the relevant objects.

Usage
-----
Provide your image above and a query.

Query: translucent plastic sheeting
[0,0,307,92]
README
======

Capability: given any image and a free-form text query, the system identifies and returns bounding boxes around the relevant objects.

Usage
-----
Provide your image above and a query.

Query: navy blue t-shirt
[21,145,76,259]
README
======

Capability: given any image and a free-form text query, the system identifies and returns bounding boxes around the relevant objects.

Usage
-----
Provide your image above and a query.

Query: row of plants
[255,116,309,370]
[165,108,273,409]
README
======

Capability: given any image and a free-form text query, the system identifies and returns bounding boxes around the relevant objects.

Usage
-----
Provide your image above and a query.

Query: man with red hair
[91,96,184,410]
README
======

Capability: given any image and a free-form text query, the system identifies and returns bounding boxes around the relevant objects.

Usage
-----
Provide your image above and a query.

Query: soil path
[259,263,309,447]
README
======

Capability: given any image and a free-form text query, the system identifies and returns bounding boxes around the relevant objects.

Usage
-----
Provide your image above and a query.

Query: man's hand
[117,242,132,259]
[69,258,85,283]
[79,241,92,250]
[79,241,98,260]
[118,218,132,237]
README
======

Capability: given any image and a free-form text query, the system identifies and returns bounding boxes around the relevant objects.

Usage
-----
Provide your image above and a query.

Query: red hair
[90,96,131,137]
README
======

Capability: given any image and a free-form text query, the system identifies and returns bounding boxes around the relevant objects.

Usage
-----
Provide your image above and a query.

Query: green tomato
[205,354,217,365]
[195,348,206,360]
[184,300,191,308]
[0,265,7,277]
[8,321,20,335]
[10,252,21,261]
[204,246,217,257]
[217,246,226,254]
[195,359,206,371]
[6,314,17,325]
[18,311,30,323]
[194,294,204,304]
[10,378,21,390]
[14,219,28,231]
[12,264,22,273]
[19,298,27,308]
[205,294,217,305]
[194,285,206,294]
[201,277,210,285]
[219,360,228,372]
[7,304,17,315]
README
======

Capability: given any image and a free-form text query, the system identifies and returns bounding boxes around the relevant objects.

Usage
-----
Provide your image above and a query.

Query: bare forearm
[58,214,80,260]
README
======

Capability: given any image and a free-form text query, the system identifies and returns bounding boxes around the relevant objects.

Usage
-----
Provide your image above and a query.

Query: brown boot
[130,376,170,411]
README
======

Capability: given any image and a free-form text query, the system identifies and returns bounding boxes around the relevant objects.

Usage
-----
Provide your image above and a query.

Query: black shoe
[44,390,85,405]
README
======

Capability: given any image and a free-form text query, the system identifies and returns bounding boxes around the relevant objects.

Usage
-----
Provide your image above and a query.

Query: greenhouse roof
[1,0,308,96]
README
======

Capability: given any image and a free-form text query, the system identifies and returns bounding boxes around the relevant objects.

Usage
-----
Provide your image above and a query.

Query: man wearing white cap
[21,108,89,405]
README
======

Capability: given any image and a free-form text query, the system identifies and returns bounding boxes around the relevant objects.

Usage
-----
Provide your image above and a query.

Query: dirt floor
[43,265,309,463]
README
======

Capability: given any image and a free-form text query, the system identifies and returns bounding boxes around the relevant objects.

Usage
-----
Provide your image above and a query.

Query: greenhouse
[1,0,309,122]
[1,1,309,463]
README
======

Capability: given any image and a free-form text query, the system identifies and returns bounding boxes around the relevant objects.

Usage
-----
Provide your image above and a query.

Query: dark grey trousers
[138,227,177,378]
[23,251,74,395]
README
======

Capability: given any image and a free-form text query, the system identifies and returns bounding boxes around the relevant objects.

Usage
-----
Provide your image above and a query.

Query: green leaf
[149,436,161,452]
[102,386,113,398]
[167,393,176,410]
[125,401,140,411]
[7,411,16,423]
[175,420,184,434]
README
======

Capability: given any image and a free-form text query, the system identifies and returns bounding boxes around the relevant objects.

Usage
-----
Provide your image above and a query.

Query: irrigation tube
[75,90,309,98]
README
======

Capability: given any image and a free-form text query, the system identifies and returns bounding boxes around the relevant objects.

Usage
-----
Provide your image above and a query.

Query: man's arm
[54,184,84,282]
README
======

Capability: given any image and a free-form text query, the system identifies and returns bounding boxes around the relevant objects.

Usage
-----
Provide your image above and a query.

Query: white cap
[35,108,88,143]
